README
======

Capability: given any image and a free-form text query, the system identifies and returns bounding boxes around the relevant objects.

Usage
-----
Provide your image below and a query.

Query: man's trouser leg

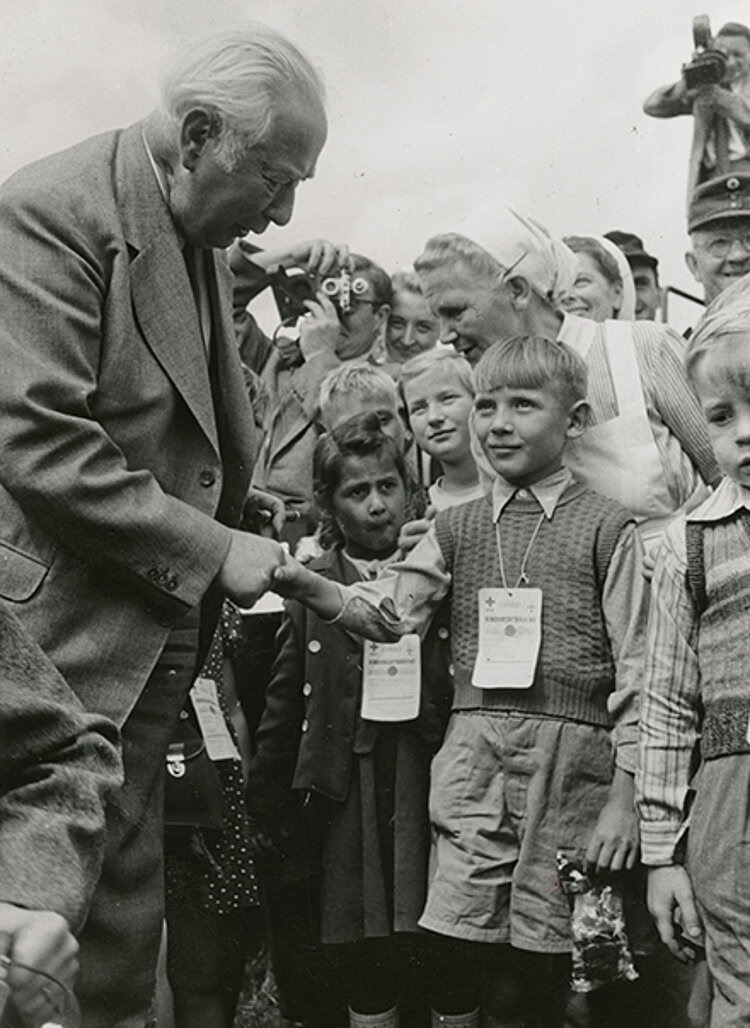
[76,622,198,1028]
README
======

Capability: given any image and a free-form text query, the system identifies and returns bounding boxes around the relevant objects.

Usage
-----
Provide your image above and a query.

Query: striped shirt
[637,477,750,865]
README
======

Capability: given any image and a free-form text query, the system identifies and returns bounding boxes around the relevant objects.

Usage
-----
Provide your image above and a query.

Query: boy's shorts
[419,710,614,951]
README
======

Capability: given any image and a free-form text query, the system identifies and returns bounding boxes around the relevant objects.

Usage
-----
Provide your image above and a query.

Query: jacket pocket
[0,541,50,601]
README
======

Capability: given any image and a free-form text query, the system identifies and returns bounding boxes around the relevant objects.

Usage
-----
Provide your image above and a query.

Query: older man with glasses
[686,172,750,304]
[0,25,327,1027]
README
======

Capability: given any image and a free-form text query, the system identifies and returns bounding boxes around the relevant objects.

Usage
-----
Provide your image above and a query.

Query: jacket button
[199,470,216,487]
[438,626,449,640]
[301,719,309,732]
[308,640,321,653]
[165,577,178,592]
[303,683,312,697]
[147,568,159,580]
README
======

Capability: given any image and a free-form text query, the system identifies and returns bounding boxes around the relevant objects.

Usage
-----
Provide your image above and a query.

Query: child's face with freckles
[691,333,750,488]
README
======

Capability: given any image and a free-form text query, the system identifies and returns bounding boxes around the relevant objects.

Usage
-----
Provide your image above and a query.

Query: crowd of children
[156,230,750,1028]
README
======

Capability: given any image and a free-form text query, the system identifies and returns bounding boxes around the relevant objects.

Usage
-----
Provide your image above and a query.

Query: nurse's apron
[564,319,686,552]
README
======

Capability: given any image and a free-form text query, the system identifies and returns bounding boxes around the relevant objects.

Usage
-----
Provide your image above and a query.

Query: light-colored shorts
[419,710,614,951]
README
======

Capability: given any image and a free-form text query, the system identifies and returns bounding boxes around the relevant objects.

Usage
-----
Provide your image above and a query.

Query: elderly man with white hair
[415,207,719,548]
[0,25,327,1027]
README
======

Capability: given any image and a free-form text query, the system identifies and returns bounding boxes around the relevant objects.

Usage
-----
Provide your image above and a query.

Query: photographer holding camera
[644,21,750,184]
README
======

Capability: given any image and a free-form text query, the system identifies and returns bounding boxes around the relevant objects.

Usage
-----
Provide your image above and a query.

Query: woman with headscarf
[560,235,637,322]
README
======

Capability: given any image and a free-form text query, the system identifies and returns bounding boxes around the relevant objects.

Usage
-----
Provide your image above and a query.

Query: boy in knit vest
[273,335,648,1027]
[637,279,750,1026]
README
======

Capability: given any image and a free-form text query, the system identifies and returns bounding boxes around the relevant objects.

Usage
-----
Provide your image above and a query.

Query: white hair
[160,26,326,170]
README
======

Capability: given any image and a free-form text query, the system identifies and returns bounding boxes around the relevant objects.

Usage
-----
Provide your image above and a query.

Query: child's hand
[647,865,703,963]
[0,903,79,1003]
[272,554,305,598]
[398,505,436,554]
[585,768,639,873]
[585,795,640,873]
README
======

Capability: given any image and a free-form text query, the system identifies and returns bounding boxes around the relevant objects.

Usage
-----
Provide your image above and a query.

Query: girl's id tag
[472,587,542,688]
[361,634,420,721]
[190,677,241,761]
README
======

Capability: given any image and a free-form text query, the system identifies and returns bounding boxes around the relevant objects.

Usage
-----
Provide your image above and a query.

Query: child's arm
[602,523,650,786]
[274,528,452,641]
[584,523,648,873]
[273,556,346,620]
[585,766,639,873]
[636,518,702,864]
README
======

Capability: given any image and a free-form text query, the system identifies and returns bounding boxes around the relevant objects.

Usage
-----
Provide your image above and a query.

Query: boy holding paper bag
[273,336,648,1027]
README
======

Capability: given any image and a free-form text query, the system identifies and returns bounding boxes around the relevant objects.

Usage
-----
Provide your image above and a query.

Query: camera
[269,268,316,323]
[682,14,728,90]
[319,268,369,315]
[270,266,369,324]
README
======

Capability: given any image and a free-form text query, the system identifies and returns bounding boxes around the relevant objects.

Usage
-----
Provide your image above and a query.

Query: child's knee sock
[348,1006,399,1028]
[430,1008,480,1027]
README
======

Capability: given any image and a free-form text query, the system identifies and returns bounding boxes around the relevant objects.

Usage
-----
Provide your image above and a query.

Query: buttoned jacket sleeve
[0,607,122,929]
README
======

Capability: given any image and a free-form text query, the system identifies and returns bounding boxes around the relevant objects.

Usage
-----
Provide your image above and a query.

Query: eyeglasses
[696,232,750,258]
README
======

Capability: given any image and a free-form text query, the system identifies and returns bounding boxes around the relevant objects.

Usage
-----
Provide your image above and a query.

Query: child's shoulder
[562,479,635,529]
[433,491,491,526]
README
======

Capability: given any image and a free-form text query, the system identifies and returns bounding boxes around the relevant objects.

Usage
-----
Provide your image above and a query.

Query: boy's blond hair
[400,347,475,398]
[319,362,398,430]
[474,335,587,409]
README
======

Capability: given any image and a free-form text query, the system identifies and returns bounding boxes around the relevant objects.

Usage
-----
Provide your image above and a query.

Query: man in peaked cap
[605,230,662,321]
[686,172,750,303]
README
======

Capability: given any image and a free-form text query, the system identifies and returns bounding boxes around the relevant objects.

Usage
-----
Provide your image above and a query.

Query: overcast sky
[4,0,747,331]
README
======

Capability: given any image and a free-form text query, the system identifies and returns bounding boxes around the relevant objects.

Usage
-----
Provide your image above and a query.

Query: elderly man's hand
[0,905,79,1018]
[218,530,287,608]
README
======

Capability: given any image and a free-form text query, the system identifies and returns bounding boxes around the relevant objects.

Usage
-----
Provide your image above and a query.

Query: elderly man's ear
[180,108,223,169]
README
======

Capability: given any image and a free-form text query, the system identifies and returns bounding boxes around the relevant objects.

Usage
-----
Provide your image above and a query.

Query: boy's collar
[687,476,750,523]
[491,466,573,522]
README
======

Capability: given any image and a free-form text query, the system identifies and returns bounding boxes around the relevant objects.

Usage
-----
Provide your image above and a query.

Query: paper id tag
[190,677,241,761]
[361,634,420,722]
[472,588,542,689]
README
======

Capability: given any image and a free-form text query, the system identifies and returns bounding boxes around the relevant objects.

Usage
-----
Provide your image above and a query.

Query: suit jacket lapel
[207,251,258,523]
[115,124,219,453]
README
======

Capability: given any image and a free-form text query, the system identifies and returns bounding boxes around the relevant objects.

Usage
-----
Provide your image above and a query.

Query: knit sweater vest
[433,481,632,725]
[693,511,750,759]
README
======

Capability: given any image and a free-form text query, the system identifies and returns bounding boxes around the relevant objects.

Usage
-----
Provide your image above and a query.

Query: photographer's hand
[248,239,351,278]
[299,293,341,361]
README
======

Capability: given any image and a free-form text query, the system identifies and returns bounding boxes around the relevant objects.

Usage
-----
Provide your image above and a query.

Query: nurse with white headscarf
[413,203,718,549]
[560,235,637,321]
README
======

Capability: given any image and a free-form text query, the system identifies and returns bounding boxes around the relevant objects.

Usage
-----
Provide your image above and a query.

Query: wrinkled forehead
[419,259,497,297]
